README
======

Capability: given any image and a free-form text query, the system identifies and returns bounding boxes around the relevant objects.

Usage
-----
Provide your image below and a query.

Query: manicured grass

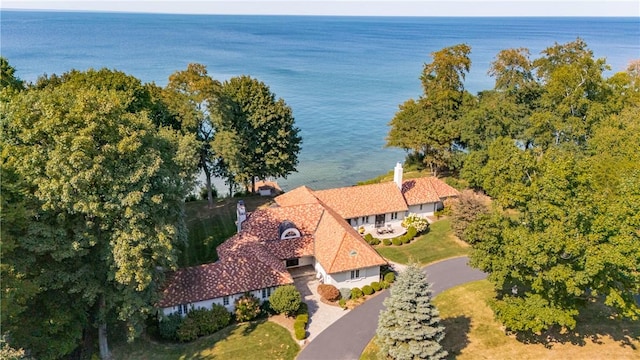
[362,280,640,359]
[179,196,272,267]
[375,218,470,265]
[112,320,300,360]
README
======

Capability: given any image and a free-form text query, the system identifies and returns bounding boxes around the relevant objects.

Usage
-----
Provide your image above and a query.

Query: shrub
[294,319,306,331]
[260,300,274,316]
[380,280,390,289]
[406,226,418,238]
[401,234,411,244]
[176,317,199,342]
[383,238,392,246]
[371,281,382,292]
[318,284,341,302]
[210,304,232,331]
[199,186,217,200]
[392,238,402,246]
[158,313,183,341]
[384,272,396,283]
[234,293,261,322]
[364,233,374,242]
[294,326,307,340]
[369,237,381,245]
[339,287,351,300]
[401,213,429,233]
[297,301,308,315]
[269,285,302,317]
[296,313,309,324]
[362,285,374,296]
[339,298,347,308]
[351,287,363,299]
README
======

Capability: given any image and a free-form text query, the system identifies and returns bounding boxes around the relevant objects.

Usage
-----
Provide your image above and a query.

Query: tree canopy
[1,66,199,359]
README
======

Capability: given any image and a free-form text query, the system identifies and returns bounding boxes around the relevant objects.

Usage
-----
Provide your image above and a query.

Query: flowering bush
[401,213,429,233]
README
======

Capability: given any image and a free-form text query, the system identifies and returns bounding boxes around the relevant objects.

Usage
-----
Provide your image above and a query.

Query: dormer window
[278,220,301,240]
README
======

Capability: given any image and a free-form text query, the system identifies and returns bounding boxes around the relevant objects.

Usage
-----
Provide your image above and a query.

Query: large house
[158,163,459,316]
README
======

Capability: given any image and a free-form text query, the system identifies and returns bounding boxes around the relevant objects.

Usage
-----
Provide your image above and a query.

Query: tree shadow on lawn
[440,315,472,359]
[513,299,639,350]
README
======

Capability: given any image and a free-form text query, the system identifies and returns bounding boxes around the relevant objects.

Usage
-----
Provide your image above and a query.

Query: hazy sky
[3,0,639,16]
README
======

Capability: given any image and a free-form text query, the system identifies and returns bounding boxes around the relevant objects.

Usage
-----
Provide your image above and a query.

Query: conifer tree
[376,264,447,360]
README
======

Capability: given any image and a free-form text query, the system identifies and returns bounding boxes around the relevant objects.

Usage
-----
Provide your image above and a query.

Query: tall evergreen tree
[376,264,447,360]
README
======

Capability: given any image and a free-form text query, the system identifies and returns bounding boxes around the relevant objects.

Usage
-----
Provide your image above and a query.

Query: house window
[419,204,423,211]
[262,287,272,299]
[350,269,360,280]
[177,304,188,315]
[223,296,229,306]
[391,212,398,220]
[286,258,299,267]
[361,216,368,224]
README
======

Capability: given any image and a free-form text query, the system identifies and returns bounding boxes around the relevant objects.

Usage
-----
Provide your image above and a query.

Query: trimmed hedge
[380,280,390,289]
[383,238,392,246]
[339,298,347,308]
[295,326,307,340]
[350,287,363,299]
[392,238,402,246]
[384,272,396,283]
[296,313,309,324]
[362,285,374,296]
[270,285,302,317]
[317,284,341,301]
[371,281,382,292]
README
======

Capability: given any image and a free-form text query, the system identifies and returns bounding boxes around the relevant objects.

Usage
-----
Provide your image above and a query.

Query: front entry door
[375,214,385,228]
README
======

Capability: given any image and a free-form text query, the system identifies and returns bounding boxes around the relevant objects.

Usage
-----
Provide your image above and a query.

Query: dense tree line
[388,39,639,334]
[0,60,301,359]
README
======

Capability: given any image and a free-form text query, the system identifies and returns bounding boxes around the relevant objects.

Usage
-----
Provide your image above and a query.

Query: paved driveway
[297,256,486,360]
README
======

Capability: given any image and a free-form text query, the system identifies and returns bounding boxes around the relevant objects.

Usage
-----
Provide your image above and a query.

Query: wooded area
[0,60,301,359]
[388,39,639,334]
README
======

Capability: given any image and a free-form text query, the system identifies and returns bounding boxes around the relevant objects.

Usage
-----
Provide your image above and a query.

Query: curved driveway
[297,256,486,360]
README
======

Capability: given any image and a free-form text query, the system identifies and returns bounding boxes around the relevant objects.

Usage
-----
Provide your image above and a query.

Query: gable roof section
[314,182,408,219]
[402,177,460,206]
[314,207,387,273]
[158,252,292,308]
[240,203,324,242]
[274,185,319,207]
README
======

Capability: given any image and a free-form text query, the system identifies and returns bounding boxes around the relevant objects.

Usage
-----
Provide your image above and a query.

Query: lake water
[2,12,639,192]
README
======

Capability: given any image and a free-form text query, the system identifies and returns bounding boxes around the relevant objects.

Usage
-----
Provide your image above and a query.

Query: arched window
[278,220,301,240]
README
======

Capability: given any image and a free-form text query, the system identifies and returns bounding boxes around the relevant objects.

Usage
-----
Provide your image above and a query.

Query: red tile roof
[401,177,460,205]
[160,174,455,308]
[314,182,408,219]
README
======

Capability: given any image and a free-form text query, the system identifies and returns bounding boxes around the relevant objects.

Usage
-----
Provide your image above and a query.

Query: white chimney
[236,200,246,233]
[393,162,403,189]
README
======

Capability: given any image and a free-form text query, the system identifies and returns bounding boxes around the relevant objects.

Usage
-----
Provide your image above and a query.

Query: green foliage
[317,284,341,301]
[391,238,402,246]
[269,285,302,317]
[351,287,364,299]
[383,238,392,246]
[212,75,302,193]
[175,305,231,342]
[371,282,382,292]
[384,273,396,284]
[339,298,347,309]
[297,301,308,315]
[158,313,183,341]
[234,293,261,322]
[296,314,309,324]
[376,264,447,360]
[364,233,374,242]
[2,68,199,358]
[362,285,375,296]
[294,325,307,340]
[380,280,391,289]
[0,57,24,92]
[401,214,429,233]
[176,317,200,343]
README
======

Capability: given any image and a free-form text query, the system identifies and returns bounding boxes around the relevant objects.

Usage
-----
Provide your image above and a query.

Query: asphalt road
[296,256,487,360]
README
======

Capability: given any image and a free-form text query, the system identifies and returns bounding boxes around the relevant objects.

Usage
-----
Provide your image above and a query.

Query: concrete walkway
[296,256,486,360]
[294,274,350,342]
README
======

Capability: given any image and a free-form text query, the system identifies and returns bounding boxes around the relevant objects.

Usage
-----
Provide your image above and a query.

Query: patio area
[363,224,406,239]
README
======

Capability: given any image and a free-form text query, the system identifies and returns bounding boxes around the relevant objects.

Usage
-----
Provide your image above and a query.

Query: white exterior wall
[324,266,381,289]
[350,213,405,231]
[315,260,328,283]
[162,287,276,317]
[408,202,439,217]
[287,255,314,267]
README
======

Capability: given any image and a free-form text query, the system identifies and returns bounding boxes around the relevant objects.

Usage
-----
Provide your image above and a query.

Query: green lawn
[361,280,640,360]
[375,218,470,265]
[179,196,272,267]
[112,320,300,360]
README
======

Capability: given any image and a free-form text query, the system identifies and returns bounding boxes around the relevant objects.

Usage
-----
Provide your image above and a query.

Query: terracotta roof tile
[315,182,408,219]
[402,177,460,205]
[274,186,319,207]
[314,207,387,273]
